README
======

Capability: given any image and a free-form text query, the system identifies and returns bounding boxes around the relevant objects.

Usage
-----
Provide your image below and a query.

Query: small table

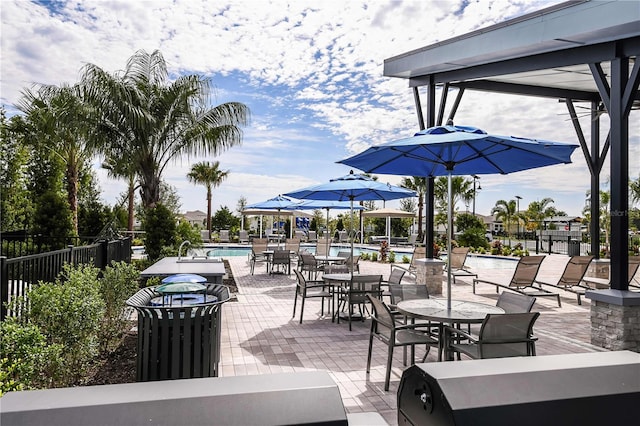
[140,257,225,284]
[315,255,345,264]
[396,298,505,361]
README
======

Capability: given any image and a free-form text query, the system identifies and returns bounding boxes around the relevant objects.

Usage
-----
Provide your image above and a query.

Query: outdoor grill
[126,280,230,381]
[397,351,640,426]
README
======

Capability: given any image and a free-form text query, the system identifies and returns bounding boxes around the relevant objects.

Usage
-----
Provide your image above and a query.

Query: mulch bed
[86,260,237,385]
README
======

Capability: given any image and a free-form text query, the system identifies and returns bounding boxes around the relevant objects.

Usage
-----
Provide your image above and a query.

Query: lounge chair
[238,230,249,244]
[473,256,562,307]
[307,230,318,243]
[389,246,426,279]
[534,255,594,305]
[444,312,540,360]
[219,229,230,243]
[294,229,306,241]
[445,247,478,283]
[398,233,418,247]
[581,256,640,291]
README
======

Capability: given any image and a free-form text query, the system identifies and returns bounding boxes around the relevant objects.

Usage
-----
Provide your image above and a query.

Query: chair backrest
[336,250,350,259]
[509,256,545,288]
[346,254,360,272]
[388,268,406,285]
[407,234,418,245]
[316,238,331,257]
[272,249,290,264]
[219,230,230,242]
[294,269,307,289]
[478,312,540,358]
[251,238,268,254]
[449,247,470,270]
[348,275,382,303]
[558,255,594,286]
[367,295,395,340]
[388,284,429,305]
[496,292,536,313]
[239,230,249,243]
[307,230,317,242]
[338,230,348,243]
[294,230,305,240]
[323,264,349,274]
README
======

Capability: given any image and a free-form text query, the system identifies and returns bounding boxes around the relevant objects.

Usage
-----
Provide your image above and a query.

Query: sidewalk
[218,254,603,425]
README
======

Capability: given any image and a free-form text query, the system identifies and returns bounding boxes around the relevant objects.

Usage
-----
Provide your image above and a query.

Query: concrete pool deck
[218,253,607,425]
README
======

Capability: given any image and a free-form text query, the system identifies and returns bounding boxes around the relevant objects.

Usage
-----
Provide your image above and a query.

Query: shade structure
[293,200,365,244]
[362,208,416,246]
[339,125,579,309]
[285,171,416,272]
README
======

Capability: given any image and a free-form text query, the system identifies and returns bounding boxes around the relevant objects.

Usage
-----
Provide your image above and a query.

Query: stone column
[587,290,640,352]
[415,258,445,296]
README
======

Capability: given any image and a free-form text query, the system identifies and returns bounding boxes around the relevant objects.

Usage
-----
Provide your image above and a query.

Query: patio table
[396,298,504,361]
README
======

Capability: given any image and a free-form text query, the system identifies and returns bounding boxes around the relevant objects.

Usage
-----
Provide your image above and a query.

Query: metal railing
[0,238,132,321]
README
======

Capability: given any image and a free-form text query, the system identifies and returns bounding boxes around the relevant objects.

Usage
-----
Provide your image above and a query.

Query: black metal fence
[0,238,132,320]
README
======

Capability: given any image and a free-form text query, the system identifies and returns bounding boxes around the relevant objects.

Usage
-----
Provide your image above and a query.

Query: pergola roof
[384,0,640,102]
[382,0,639,293]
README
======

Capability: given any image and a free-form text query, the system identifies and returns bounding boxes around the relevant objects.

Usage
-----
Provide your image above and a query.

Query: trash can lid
[161,273,207,283]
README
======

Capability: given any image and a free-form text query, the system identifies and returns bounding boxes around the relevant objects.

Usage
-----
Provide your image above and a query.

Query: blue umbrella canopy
[338,125,579,309]
[293,200,365,210]
[338,125,578,176]
[245,195,298,210]
[285,171,416,267]
[284,170,416,202]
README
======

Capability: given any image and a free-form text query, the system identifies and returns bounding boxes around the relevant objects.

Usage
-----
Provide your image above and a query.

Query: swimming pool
[196,245,406,258]
[192,246,518,269]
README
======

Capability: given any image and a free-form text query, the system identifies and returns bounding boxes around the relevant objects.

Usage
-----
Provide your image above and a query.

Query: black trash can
[126,284,230,381]
[568,239,581,256]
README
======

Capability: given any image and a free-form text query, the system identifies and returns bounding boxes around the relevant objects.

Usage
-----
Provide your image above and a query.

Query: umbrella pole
[326,208,330,256]
[350,198,354,278]
[447,171,453,310]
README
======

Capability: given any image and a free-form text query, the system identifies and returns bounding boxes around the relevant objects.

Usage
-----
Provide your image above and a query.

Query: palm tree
[81,49,250,209]
[631,176,640,205]
[434,176,473,237]
[401,176,426,242]
[17,84,94,236]
[187,161,229,240]
[492,199,517,246]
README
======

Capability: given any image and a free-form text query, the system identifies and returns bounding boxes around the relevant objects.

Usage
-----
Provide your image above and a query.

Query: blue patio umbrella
[338,125,579,309]
[285,171,416,269]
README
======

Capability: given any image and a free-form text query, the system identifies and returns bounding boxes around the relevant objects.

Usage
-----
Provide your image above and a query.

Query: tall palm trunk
[66,163,79,236]
[206,186,212,240]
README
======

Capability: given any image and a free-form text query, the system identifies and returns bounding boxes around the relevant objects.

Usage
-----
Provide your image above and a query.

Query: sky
[2,0,639,219]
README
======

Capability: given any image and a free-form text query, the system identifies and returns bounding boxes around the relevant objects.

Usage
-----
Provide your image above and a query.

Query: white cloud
[5,0,635,220]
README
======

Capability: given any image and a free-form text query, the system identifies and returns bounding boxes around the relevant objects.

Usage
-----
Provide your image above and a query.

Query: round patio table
[396,298,504,361]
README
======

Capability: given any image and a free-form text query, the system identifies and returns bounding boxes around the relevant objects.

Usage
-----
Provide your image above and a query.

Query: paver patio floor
[219,253,605,425]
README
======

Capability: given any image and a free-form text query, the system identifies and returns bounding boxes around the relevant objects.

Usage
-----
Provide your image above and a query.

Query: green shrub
[0,318,63,393]
[360,252,370,261]
[371,252,378,262]
[501,247,512,256]
[388,251,396,263]
[143,203,177,261]
[402,255,410,264]
[457,227,490,250]
[28,264,105,386]
[99,261,140,352]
